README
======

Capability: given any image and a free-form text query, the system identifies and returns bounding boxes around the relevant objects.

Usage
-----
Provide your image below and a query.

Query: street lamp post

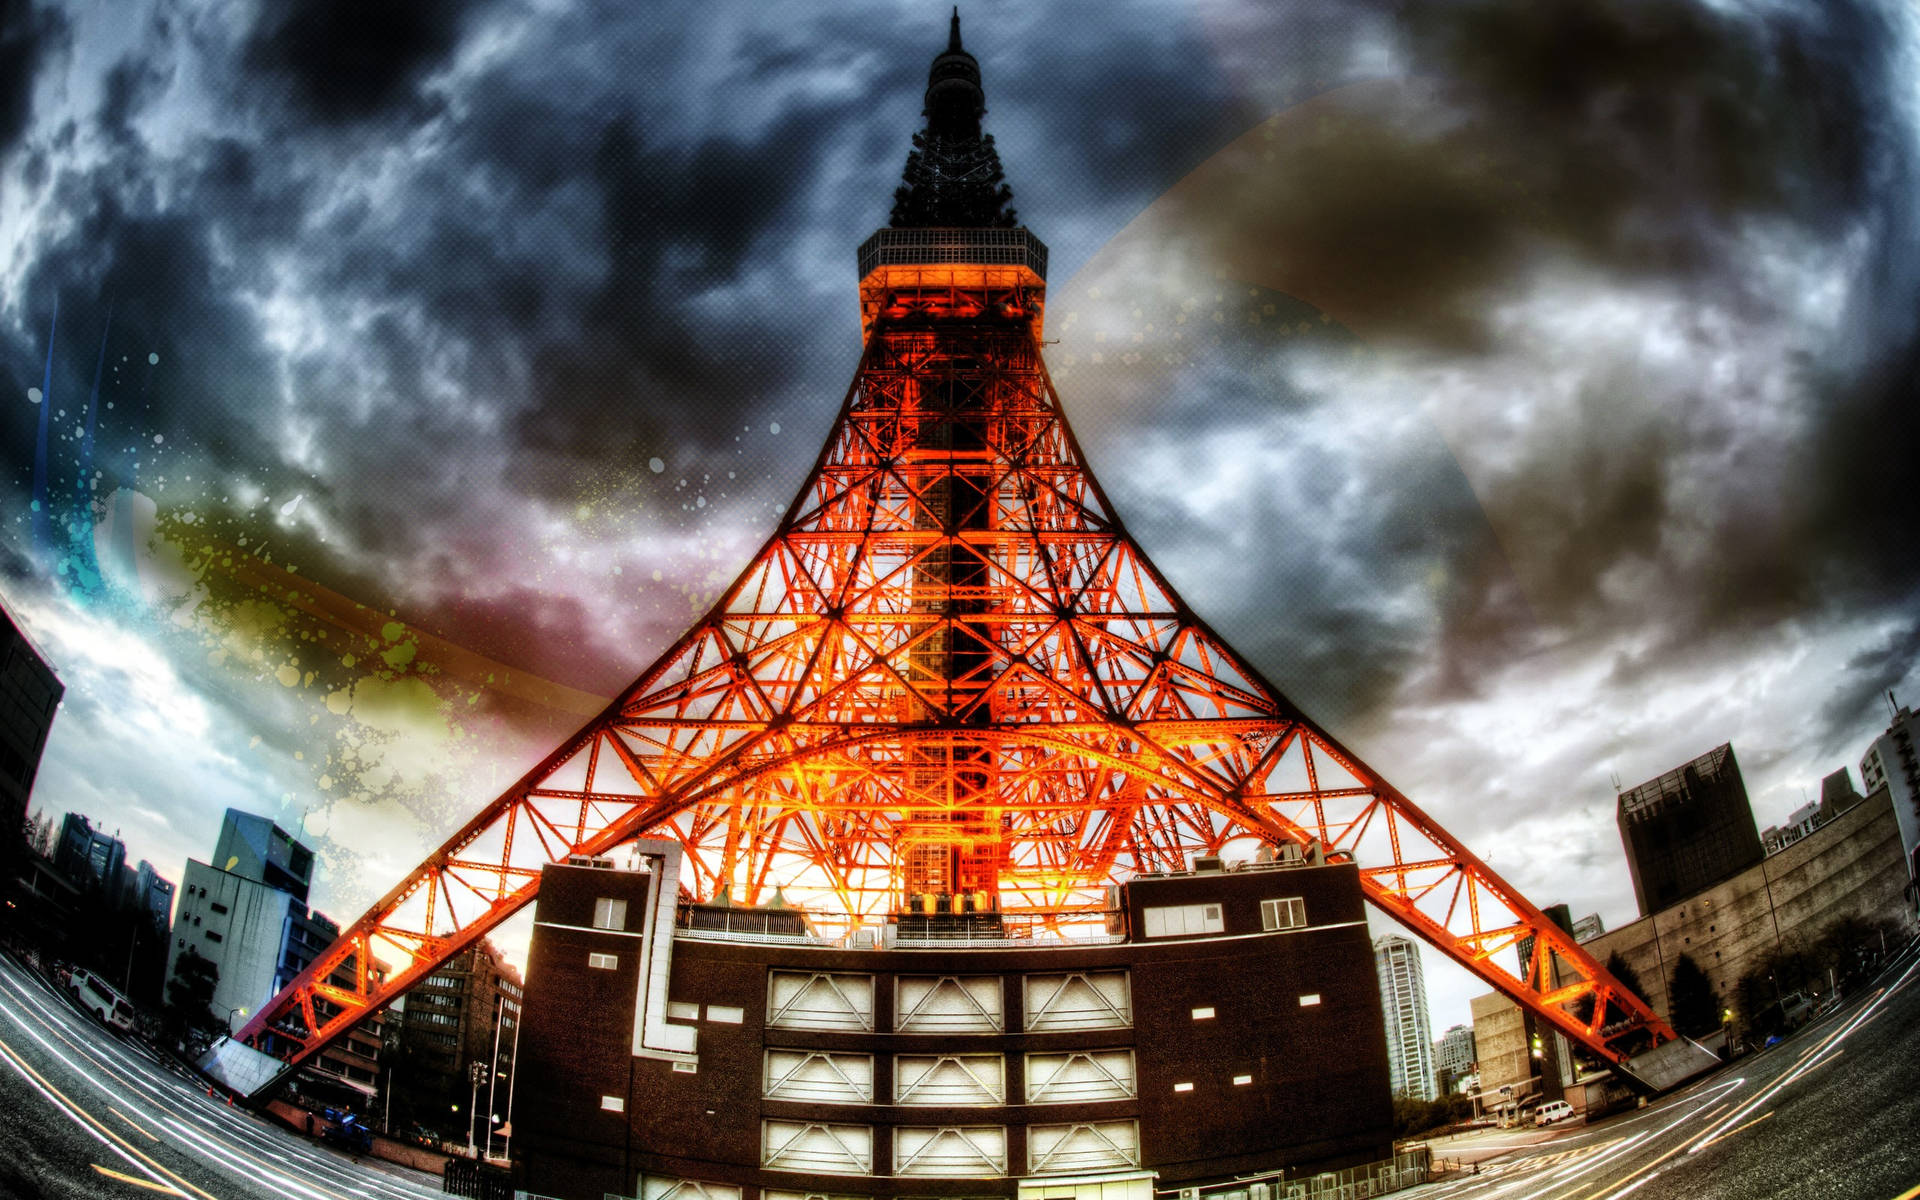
[466,1060,490,1157]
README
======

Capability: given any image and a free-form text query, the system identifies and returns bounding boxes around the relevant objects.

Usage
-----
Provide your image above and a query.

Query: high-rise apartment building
[1374,934,1436,1101]
[1860,702,1920,892]
[1617,744,1764,916]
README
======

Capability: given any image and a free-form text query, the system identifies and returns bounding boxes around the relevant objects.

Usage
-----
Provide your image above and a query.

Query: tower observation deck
[215,12,1712,1102]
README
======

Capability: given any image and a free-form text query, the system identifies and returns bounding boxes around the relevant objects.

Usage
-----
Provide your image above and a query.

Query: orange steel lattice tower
[233,15,1684,1089]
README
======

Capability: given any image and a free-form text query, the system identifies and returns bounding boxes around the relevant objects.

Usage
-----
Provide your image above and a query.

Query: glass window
[1260,897,1306,931]
[593,897,629,930]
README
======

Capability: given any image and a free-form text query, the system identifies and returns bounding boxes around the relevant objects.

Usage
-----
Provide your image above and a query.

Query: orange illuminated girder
[236,288,1679,1084]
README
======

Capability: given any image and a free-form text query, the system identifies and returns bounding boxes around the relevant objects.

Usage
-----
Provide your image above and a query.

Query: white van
[1534,1100,1576,1126]
[69,969,137,1036]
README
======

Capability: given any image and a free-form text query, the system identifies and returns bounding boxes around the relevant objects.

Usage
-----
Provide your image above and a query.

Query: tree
[1604,951,1648,1003]
[1667,954,1720,1037]
[164,948,220,1041]
[1814,912,1900,988]
[1573,950,1649,1026]
[1734,942,1822,1036]
[26,808,55,858]
[1392,1093,1472,1139]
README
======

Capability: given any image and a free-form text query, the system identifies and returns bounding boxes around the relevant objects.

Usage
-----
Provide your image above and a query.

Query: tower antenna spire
[890,9,1016,227]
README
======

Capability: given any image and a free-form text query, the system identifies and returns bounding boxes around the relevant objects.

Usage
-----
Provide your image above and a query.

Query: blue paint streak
[64,304,114,599]
[30,297,56,556]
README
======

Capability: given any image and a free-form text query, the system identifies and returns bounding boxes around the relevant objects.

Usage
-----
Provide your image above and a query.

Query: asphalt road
[0,951,444,1200]
[1412,941,1920,1200]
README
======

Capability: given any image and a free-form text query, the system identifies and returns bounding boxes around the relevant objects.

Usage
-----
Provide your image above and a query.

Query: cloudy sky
[2,0,1916,1030]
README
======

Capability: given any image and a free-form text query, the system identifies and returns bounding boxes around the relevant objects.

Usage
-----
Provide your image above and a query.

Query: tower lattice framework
[235,16,1682,1089]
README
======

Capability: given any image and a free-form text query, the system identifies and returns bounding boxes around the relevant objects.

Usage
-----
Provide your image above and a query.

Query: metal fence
[443,1157,512,1199]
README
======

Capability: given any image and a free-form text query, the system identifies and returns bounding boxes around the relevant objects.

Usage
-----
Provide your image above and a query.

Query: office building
[1432,1024,1476,1096]
[1616,744,1765,916]
[0,599,61,902]
[167,809,382,1099]
[1859,702,1920,892]
[514,845,1404,1200]
[1583,785,1911,1035]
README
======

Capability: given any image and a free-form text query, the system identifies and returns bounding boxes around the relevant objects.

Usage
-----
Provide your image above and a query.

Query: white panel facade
[764,1050,875,1104]
[894,1054,1005,1105]
[642,1179,743,1200]
[1027,1120,1141,1175]
[895,976,1003,1033]
[766,971,876,1032]
[1024,1050,1136,1104]
[1023,971,1132,1031]
[761,1121,873,1175]
[892,1126,1008,1177]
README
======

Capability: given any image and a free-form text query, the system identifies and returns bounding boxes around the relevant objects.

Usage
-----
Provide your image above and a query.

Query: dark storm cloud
[1133,0,1909,351]
[501,104,850,487]
[97,55,171,143]
[1819,615,1920,755]
[1405,0,1891,237]
[6,0,1916,786]
[987,14,1261,264]
[0,0,65,158]
[1050,0,1919,719]
[240,0,479,125]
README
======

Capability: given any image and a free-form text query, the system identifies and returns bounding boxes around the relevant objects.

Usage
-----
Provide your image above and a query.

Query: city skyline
[2,0,1918,1034]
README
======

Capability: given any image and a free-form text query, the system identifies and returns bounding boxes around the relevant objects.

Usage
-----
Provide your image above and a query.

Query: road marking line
[112,1106,163,1141]
[1598,1170,1661,1200]
[162,1117,350,1200]
[0,1033,219,1200]
[1693,954,1920,1152]
[92,1163,186,1194]
[0,962,447,1200]
[1694,1110,1773,1150]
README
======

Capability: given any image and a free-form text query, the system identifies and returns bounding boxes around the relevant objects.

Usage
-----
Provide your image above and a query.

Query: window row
[766,971,1131,1033]
[759,1119,1139,1177]
[1139,895,1308,939]
[763,1049,1136,1106]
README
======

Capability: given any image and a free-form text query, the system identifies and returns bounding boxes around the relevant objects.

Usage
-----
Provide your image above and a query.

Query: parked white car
[1534,1100,1576,1126]
[68,969,137,1036]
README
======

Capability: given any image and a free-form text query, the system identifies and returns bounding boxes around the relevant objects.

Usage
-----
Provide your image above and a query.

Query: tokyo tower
[224,11,1707,1097]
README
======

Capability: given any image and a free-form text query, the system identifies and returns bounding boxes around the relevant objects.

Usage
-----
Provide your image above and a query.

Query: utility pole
[485,992,504,1161]
[503,987,523,1159]
[466,1060,489,1158]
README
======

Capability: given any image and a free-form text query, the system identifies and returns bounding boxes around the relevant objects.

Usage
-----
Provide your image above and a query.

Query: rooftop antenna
[1890,689,1901,720]
[1609,770,1622,793]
